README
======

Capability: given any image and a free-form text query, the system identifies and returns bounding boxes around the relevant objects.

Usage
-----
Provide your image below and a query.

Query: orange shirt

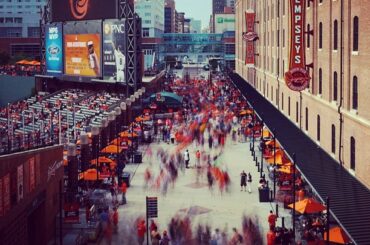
[267,230,276,245]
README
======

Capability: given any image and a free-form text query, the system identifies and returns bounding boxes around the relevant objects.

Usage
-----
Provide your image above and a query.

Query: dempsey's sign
[284,0,310,91]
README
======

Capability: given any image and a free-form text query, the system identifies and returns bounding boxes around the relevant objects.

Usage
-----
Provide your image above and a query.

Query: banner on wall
[17,165,24,202]
[284,0,310,91]
[64,34,102,77]
[46,23,63,75]
[103,19,127,83]
[243,10,258,67]
[3,174,10,213]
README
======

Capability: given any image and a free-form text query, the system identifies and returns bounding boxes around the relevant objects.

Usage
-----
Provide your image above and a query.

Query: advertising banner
[51,0,117,22]
[244,11,257,67]
[29,157,35,191]
[285,0,310,91]
[103,20,126,83]
[46,23,63,75]
[3,174,10,213]
[64,34,101,77]
[17,164,24,202]
[0,177,3,217]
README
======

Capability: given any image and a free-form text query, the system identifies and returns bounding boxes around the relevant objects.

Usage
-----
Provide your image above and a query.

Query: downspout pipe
[338,0,344,166]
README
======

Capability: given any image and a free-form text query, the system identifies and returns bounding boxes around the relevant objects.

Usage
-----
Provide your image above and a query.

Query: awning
[230,73,370,245]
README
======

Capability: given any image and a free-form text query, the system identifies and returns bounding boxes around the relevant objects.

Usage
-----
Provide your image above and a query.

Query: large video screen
[103,20,127,83]
[64,34,101,77]
[51,0,117,22]
[45,23,63,75]
[63,21,101,78]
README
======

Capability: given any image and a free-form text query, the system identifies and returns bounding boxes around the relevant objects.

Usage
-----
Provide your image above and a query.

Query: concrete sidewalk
[101,136,292,244]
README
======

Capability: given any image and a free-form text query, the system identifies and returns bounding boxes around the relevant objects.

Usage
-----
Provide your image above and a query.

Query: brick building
[0,145,63,245]
[235,0,370,188]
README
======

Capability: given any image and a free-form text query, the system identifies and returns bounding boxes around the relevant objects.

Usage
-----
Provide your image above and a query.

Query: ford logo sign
[48,46,60,55]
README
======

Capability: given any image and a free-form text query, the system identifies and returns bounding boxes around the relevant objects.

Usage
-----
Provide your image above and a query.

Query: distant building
[190,19,202,34]
[0,0,45,38]
[135,0,165,37]
[213,0,225,14]
[176,12,185,33]
[184,18,191,33]
[164,0,176,33]
[225,0,235,13]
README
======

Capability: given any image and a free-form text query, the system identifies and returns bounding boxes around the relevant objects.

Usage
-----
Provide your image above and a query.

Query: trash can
[122,172,131,187]
[259,187,270,202]
[133,152,142,163]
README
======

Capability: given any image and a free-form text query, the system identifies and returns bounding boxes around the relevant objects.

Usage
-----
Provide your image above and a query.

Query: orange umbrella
[90,156,115,165]
[100,144,126,154]
[239,109,253,115]
[278,165,295,174]
[119,131,138,138]
[135,116,151,122]
[265,140,281,148]
[16,59,29,65]
[266,151,286,165]
[288,198,326,214]
[110,138,132,145]
[79,168,105,181]
[323,227,350,244]
[263,129,271,138]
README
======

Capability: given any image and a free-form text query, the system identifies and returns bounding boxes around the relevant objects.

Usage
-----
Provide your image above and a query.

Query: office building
[164,0,176,33]
[190,19,202,34]
[176,12,185,33]
[135,0,165,37]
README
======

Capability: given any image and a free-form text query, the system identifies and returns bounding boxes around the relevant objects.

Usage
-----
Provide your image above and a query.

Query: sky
[175,0,212,30]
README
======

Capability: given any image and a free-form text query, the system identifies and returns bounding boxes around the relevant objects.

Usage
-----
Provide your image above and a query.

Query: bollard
[282,217,285,228]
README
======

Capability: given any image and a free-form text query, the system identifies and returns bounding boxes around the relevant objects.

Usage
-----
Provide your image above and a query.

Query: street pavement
[97,134,292,245]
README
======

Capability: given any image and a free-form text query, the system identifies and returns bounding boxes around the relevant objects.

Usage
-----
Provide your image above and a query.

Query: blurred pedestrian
[137,219,146,245]
[268,210,277,230]
[121,182,127,205]
[195,150,201,168]
[161,230,170,245]
[248,173,252,193]
[240,171,247,192]
[184,149,190,168]
[151,227,161,245]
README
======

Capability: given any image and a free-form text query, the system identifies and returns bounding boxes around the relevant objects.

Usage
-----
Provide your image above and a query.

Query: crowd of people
[0,64,40,76]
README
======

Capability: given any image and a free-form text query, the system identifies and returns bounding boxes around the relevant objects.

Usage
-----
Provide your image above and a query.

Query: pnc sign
[285,0,310,91]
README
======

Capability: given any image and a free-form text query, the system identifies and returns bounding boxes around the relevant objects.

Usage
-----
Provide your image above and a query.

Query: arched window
[319,22,323,49]
[319,68,322,94]
[352,76,358,110]
[350,137,356,171]
[333,20,338,50]
[331,124,336,154]
[333,71,338,101]
[307,24,310,48]
[317,115,321,141]
[353,16,359,51]
[305,107,309,131]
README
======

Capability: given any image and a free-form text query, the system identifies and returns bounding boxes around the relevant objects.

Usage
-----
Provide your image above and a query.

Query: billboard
[46,23,63,75]
[103,20,126,82]
[51,0,117,22]
[64,34,101,77]
[244,11,258,67]
[214,14,235,34]
[284,0,310,91]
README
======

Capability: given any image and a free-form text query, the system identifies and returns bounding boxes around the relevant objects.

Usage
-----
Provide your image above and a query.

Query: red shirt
[137,222,146,237]
[268,214,277,226]
[267,230,276,245]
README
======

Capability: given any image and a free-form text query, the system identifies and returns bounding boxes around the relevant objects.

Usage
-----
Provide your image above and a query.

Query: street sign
[146,196,158,218]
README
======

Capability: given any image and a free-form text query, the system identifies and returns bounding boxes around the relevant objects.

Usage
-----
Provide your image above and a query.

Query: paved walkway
[98,135,292,244]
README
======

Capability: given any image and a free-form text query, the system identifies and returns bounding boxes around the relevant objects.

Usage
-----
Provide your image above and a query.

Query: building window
[350,137,356,171]
[142,28,150,37]
[333,20,338,50]
[319,68,322,94]
[288,97,291,116]
[281,93,284,110]
[319,22,323,49]
[352,76,358,110]
[271,86,274,101]
[317,115,321,141]
[333,71,338,101]
[307,24,310,48]
[353,16,359,51]
[331,124,336,154]
[305,107,308,131]
[296,102,299,123]
[307,0,310,7]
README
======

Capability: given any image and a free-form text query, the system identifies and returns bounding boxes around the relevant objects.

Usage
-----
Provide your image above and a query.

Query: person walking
[184,149,190,168]
[247,172,252,193]
[195,150,201,168]
[240,171,247,192]
[121,182,127,205]
[151,227,161,245]
[268,210,277,230]
[161,230,171,245]
[137,219,146,245]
